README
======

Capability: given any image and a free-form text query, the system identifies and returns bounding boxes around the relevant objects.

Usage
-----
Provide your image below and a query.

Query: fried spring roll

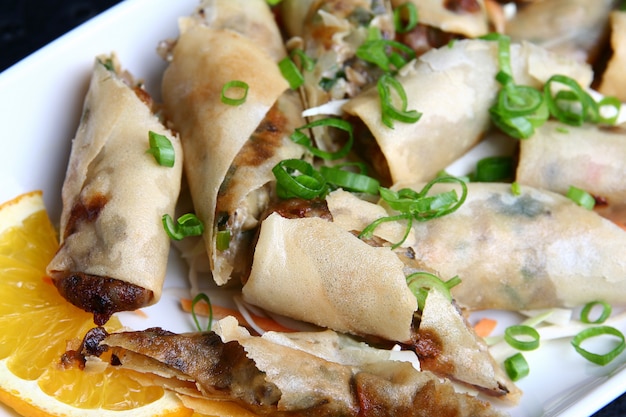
[162,0,305,286]
[516,121,626,226]
[599,10,626,101]
[343,39,593,185]
[46,55,183,325]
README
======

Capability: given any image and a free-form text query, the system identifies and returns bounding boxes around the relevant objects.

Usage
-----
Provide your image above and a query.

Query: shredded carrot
[131,309,149,318]
[180,298,295,334]
[473,317,498,338]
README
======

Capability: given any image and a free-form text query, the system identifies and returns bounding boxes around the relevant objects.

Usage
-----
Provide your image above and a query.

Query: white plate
[0,1,624,416]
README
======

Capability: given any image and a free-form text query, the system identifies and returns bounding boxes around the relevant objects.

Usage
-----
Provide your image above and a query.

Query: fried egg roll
[162,0,305,286]
[516,121,626,226]
[343,39,593,185]
[46,55,183,325]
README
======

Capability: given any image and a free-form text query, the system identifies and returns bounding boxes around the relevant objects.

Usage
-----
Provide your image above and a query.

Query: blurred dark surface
[1,1,625,416]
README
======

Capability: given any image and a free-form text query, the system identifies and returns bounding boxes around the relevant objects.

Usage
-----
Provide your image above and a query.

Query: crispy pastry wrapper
[162,0,305,287]
[390,0,489,38]
[343,39,593,185]
[99,318,508,416]
[398,182,626,310]
[599,10,626,101]
[516,121,626,226]
[504,0,614,64]
[46,55,183,324]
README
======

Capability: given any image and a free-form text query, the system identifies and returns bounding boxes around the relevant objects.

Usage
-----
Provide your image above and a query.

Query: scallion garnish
[543,75,600,126]
[377,73,422,128]
[290,48,315,72]
[597,96,621,125]
[566,185,595,210]
[356,39,416,73]
[191,292,213,332]
[504,353,530,381]
[290,118,354,160]
[406,272,460,311]
[162,213,205,240]
[216,230,231,251]
[486,34,548,139]
[571,326,625,366]
[278,56,304,90]
[393,2,418,33]
[580,301,612,324]
[146,131,175,167]
[221,80,249,106]
[504,325,541,351]
[272,159,328,200]
[319,165,380,195]
[471,156,514,182]
[511,181,521,196]
[359,176,467,248]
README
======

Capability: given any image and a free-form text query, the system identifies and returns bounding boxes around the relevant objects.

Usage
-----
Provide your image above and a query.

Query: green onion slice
[162,213,204,241]
[406,272,458,311]
[272,159,327,200]
[290,118,354,160]
[319,165,380,195]
[580,301,612,324]
[216,230,231,251]
[544,75,599,126]
[472,156,514,182]
[511,181,522,196]
[566,185,595,210]
[290,48,315,72]
[191,292,213,332]
[597,96,621,125]
[377,73,422,128]
[571,326,626,366]
[221,80,249,106]
[356,39,416,72]
[393,2,418,33]
[504,353,530,381]
[278,57,304,90]
[504,324,541,351]
[146,131,175,167]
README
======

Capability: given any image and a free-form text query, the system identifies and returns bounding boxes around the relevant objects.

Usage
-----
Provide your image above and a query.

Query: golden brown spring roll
[162,0,305,286]
[391,0,490,38]
[504,0,615,65]
[46,54,183,325]
[343,38,593,185]
[398,182,626,310]
[96,318,508,416]
[599,10,626,101]
[516,121,626,226]
[242,191,520,400]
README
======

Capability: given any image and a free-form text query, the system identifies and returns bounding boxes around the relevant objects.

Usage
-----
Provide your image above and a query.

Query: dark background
[1,1,625,416]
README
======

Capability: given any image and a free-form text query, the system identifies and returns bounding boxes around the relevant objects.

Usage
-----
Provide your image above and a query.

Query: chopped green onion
[191,292,213,332]
[272,159,327,200]
[580,301,612,324]
[290,118,354,160]
[100,57,115,72]
[406,272,457,311]
[162,213,204,241]
[504,325,541,351]
[221,80,249,106]
[597,96,621,125]
[571,326,625,366]
[356,39,416,72]
[290,48,315,72]
[359,176,467,248]
[266,0,282,5]
[566,185,595,210]
[444,275,462,289]
[544,75,599,126]
[472,156,514,182]
[146,131,175,167]
[511,182,521,196]
[216,230,231,251]
[278,57,304,90]
[377,73,422,128]
[319,165,380,194]
[504,353,530,381]
[393,2,418,33]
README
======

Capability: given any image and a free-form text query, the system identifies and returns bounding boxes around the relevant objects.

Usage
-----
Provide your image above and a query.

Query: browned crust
[52,272,154,325]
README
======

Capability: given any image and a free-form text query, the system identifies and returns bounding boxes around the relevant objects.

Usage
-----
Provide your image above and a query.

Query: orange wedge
[0,191,191,417]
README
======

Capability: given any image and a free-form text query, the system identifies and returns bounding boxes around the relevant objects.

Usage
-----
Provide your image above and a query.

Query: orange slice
[0,191,191,417]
